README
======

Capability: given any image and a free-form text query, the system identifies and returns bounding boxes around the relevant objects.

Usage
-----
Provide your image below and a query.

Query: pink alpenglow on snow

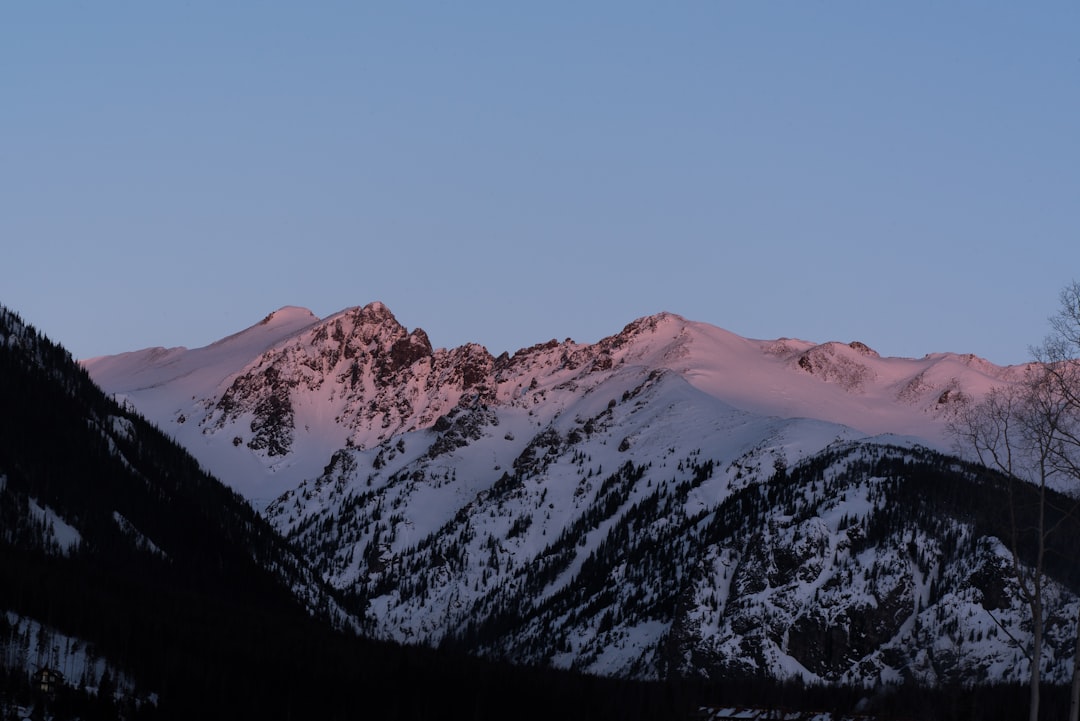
[84,302,1027,502]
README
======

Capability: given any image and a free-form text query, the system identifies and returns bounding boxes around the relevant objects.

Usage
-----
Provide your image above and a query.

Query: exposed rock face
[795,342,877,392]
[203,303,501,455]
[847,340,879,357]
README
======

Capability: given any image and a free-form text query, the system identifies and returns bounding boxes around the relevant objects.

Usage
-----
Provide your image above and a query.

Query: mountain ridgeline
[11,300,1077,719]
[0,306,716,720]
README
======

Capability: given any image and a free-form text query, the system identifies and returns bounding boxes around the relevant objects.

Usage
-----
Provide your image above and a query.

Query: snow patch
[27,499,81,555]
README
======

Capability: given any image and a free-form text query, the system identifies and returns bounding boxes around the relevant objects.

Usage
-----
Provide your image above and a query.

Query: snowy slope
[84,306,323,501]
[674,442,1079,687]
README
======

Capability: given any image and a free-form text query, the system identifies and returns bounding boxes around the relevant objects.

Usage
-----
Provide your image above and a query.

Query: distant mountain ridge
[84,302,1026,502]
[83,302,1075,692]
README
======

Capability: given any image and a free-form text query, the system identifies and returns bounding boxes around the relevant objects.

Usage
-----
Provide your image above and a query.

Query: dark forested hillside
[0,306,346,717]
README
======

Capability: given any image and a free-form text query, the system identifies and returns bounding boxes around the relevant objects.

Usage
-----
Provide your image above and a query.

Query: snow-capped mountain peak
[84,303,1024,501]
[80,302,1071,692]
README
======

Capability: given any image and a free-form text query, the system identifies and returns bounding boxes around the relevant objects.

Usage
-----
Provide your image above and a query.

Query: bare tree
[951,281,1080,721]
[950,374,1060,721]
[1032,282,1080,721]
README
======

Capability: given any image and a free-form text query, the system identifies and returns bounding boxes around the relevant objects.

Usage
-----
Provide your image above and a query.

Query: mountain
[0,305,716,721]
[83,302,1077,706]
[84,303,1025,503]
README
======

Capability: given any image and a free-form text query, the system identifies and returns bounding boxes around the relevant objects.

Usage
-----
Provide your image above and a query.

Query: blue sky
[3,3,1077,365]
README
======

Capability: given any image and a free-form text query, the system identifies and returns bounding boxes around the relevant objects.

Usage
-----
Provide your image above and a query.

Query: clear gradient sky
[4,3,1078,366]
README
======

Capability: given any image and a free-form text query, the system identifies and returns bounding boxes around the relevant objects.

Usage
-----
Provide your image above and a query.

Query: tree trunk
[1069,608,1080,721]
[1030,607,1041,721]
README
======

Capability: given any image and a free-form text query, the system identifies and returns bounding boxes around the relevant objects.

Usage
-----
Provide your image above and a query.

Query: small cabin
[38,667,63,697]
